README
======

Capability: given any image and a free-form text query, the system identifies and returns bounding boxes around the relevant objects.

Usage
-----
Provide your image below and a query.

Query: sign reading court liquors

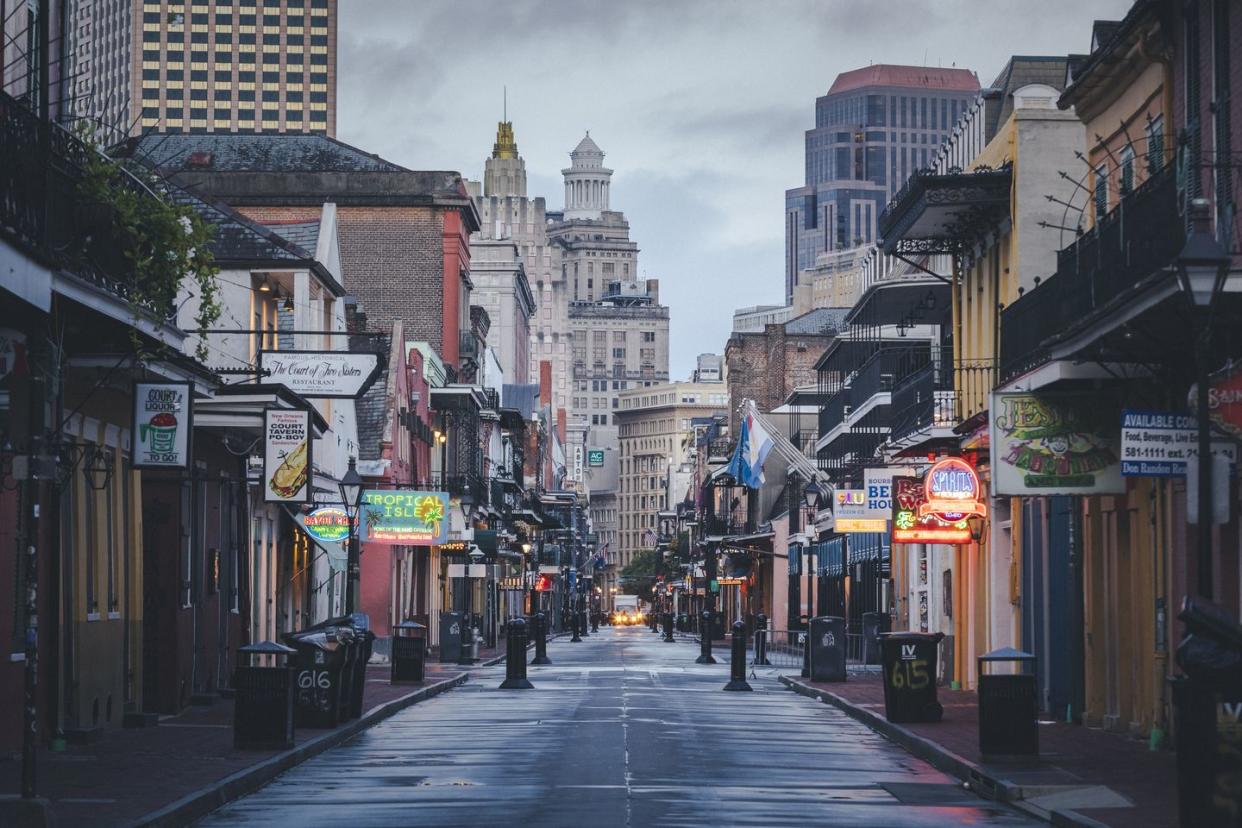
[132,382,192,469]
[264,409,312,503]
[259,350,381,399]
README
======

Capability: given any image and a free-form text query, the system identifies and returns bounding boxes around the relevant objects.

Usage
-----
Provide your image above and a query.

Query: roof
[987,56,1071,129]
[167,189,313,266]
[784,307,850,336]
[116,132,408,173]
[263,220,320,254]
[352,332,392,462]
[572,132,603,156]
[503,383,540,418]
[827,65,979,96]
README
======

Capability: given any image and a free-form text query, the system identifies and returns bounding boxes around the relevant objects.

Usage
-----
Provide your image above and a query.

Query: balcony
[999,163,1183,383]
[889,356,956,446]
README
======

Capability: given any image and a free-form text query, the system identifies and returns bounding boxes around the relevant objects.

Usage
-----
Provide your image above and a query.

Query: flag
[741,407,775,488]
[724,416,750,483]
[643,527,657,545]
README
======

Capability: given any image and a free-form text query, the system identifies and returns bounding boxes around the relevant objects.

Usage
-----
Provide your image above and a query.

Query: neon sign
[919,457,987,522]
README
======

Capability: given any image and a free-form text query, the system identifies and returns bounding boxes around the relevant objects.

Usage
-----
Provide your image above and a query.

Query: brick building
[724,308,845,433]
[116,133,480,371]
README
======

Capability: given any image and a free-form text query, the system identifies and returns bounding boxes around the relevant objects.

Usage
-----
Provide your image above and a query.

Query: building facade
[784,65,979,302]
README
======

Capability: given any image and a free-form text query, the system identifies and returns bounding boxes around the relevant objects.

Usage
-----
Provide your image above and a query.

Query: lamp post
[339,457,363,615]
[1176,198,1231,599]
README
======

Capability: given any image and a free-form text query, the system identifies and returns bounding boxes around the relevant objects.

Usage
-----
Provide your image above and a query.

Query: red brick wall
[726,326,834,434]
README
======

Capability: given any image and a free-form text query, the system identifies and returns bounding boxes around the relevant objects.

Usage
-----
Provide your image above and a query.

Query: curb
[779,676,1108,828]
[133,672,469,828]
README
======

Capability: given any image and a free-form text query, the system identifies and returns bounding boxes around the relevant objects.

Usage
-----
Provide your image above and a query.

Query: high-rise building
[550,133,668,461]
[40,0,339,139]
[470,119,569,417]
[783,65,978,301]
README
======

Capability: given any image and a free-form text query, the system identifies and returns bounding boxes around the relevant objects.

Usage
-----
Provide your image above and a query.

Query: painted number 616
[297,670,331,690]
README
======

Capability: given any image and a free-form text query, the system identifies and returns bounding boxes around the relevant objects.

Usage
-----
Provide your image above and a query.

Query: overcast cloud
[338,0,1133,379]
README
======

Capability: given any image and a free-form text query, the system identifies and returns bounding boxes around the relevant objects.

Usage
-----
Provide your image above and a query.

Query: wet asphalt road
[198,626,1037,827]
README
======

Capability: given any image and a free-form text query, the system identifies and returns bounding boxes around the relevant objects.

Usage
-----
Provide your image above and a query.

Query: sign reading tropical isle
[359,490,449,546]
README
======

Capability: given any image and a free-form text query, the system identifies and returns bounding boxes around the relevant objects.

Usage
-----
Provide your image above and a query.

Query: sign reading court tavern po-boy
[259,350,381,399]
[264,409,312,503]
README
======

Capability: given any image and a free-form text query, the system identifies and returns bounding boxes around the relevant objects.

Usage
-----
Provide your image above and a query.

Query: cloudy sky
[338,0,1132,380]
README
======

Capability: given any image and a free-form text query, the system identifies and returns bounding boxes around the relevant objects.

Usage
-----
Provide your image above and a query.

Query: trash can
[862,611,890,666]
[284,620,354,729]
[878,631,944,723]
[391,620,427,684]
[347,613,375,719]
[977,647,1039,756]
[809,616,847,682]
[1172,596,1242,827]
[232,641,296,750]
[439,611,465,664]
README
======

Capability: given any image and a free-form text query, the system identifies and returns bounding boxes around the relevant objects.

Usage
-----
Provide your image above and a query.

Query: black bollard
[570,608,582,642]
[756,612,770,666]
[696,610,717,664]
[663,612,675,642]
[579,608,590,638]
[499,618,534,689]
[723,620,753,691]
[800,627,810,678]
[531,612,551,665]
[591,612,599,633]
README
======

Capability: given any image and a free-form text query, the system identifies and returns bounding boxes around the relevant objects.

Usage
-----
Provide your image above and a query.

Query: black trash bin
[284,621,353,729]
[439,611,465,663]
[1173,596,1242,827]
[977,647,1039,757]
[809,616,847,682]
[232,641,296,750]
[348,613,375,719]
[862,611,890,666]
[878,631,944,723]
[391,620,427,684]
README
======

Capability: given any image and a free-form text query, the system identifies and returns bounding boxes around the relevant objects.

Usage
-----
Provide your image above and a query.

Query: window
[84,446,98,615]
[1093,163,1109,218]
[1119,146,1135,195]
[1146,116,1165,173]
[642,331,655,343]
[613,347,626,359]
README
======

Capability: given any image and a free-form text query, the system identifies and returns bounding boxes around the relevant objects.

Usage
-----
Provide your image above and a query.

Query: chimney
[344,297,367,334]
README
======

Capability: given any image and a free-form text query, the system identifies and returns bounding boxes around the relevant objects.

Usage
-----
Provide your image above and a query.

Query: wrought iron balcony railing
[999,163,1182,382]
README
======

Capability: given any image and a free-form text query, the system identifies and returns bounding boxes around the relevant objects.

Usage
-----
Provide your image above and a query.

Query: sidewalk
[781,671,1176,828]
[0,651,503,828]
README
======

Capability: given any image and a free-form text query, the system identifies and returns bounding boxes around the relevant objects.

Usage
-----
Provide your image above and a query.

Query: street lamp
[803,479,823,511]
[1176,198,1232,599]
[339,456,363,615]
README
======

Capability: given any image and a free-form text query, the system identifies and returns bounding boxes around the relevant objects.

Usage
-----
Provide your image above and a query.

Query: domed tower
[562,132,613,220]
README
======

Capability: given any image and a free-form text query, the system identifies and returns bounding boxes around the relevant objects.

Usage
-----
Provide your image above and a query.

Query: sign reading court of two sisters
[132,382,193,469]
[259,350,382,399]
[990,392,1124,496]
[359,490,450,546]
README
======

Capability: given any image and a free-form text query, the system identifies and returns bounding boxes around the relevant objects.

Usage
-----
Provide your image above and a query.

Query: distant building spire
[493,120,518,160]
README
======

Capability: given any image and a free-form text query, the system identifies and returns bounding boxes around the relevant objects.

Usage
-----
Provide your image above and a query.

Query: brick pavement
[0,655,498,828]
[785,671,1177,828]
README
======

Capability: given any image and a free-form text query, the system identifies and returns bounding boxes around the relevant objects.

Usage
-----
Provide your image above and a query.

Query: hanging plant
[74,128,222,362]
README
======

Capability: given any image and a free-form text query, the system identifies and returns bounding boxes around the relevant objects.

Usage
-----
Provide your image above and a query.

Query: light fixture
[338,456,363,515]
[258,276,272,293]
[803,479,823,510]
[282,292,294,312]
[966,514,985,542]
[1176,198,1231,308]
[521,542,531,554]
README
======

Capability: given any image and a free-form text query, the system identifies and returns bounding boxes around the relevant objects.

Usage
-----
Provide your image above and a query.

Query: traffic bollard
[531,612,551,665]
[580,608,590,638]
[663,612,675,642]
[696,611,717,664]
[723,620,753,691]
[570,608,582,642]
[755,613,770,666]
[591,612,599,633]
[801,627,810,678]
[499,618,534,689]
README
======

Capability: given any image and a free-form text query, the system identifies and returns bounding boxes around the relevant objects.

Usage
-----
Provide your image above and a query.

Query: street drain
[879,782,981,805]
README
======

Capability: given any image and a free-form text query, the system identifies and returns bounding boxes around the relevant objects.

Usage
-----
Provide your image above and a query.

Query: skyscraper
[784,64,978,301]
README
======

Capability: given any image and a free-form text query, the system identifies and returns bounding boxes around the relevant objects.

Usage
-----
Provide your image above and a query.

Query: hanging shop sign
[891,476,972,545]
[259,350,382,399]
[358,490,449,546]
[264,409,311,503]
[588,449,605,466]
[921,457,988,522]
[991,391,1124,496]
[1206,365,1242,439]
[132,381,193,469]
[833,489,867,518]
[301,506,352,542]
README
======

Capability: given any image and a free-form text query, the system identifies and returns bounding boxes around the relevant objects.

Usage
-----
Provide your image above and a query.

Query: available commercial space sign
[264,409,311,503]
[991,391,1124,496]
[132,381,192,469]
[259,350,381,399]
[359,490,449,546]
[1121,410,1237,477]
